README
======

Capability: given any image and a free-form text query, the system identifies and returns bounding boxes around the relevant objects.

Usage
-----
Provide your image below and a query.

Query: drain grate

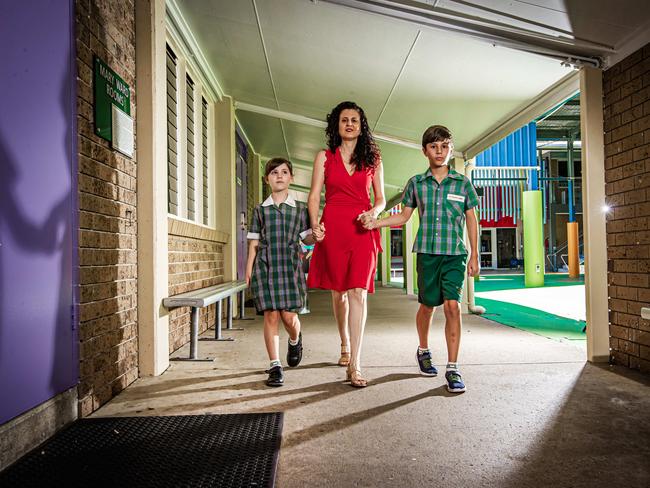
[0,413,283,488]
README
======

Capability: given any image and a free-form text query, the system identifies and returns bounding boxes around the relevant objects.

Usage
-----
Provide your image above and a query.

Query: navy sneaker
[416,349,438,376]
[265,365,284,387]
[287,332,303,367]
[445,370,466,393]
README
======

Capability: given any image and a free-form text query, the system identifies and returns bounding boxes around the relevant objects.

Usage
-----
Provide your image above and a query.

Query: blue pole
[567,135,575,222]
[568,180,574,222]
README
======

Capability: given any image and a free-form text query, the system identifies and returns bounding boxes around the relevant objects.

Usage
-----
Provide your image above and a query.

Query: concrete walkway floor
[96,287,650,488]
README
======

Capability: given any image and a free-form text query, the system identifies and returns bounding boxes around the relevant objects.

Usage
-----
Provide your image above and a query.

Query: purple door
[0,0,78,424]
[235,131,248,280]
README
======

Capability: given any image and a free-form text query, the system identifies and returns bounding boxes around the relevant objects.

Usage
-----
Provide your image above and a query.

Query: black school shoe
[265,365,284,387]
[287,332,303,367]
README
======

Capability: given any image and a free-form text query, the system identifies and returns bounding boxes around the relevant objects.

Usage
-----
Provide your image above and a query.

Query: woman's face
[338,109,361,141]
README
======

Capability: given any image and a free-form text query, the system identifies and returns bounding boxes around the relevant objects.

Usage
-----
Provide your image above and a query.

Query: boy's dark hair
[264,157,293,177]
[422,125,453,148]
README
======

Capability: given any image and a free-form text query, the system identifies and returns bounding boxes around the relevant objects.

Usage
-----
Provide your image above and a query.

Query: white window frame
[165,36,215,229]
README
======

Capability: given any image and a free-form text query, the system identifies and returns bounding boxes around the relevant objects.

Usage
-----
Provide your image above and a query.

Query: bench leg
[237,290,253,321]
[216,300,223,339]
[226,295,244,331]
[227,295,233,329]
[189,307,199,359]
[199,300,233,342]
[172,307,215,361]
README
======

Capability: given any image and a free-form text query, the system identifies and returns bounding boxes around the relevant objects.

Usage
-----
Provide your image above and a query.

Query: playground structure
[380,95,585,291]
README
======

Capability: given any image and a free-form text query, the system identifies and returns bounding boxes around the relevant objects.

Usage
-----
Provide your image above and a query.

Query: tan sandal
[346,367,368,388]
[338,345,351,367]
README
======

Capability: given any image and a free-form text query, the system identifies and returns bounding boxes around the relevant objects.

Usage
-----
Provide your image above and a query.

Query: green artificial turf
[475,273,584,293]
[475,297,586,341]
[475,273,586,341]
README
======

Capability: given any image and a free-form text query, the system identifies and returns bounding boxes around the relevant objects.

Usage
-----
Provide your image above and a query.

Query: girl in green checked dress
[245,158,324,387]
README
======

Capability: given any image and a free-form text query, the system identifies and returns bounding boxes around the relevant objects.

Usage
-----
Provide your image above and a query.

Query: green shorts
[416,253,468,307]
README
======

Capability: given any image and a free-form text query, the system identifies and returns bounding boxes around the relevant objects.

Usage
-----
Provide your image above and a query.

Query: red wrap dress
[307,148,382,293]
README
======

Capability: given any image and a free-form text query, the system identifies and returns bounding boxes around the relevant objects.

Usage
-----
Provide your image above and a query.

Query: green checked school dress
[247,195,311,314]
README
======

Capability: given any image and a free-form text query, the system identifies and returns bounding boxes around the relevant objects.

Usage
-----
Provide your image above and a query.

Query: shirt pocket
[445,195,465,219]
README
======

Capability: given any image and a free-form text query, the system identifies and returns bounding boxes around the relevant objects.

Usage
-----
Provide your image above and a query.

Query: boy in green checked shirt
[362,125,479,393]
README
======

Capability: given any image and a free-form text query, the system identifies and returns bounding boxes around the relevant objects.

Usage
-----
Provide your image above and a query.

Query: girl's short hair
[264,157,293,177]
[422,125,453,148]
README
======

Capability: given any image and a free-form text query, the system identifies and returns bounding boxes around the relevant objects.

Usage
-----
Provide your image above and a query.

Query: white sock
[418,347,430,355]
[288,337,299,346]
[270,359,281,368]
[446,362,459,372]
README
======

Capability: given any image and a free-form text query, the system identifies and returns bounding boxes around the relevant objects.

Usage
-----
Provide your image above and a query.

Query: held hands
[312,223,326,242]
[357,211,378,230]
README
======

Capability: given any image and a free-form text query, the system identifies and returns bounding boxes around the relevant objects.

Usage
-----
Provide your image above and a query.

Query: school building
[1,0,650,485]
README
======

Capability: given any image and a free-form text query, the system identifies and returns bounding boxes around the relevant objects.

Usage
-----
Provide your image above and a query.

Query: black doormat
[0,413,283,488]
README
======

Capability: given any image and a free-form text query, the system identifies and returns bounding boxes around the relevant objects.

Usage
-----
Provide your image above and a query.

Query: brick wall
[75,0,139,415]
[168,223,225,353]
[603,42,650,373]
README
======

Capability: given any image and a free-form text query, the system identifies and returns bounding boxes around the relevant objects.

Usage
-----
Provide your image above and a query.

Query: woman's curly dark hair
[325,101,380,171]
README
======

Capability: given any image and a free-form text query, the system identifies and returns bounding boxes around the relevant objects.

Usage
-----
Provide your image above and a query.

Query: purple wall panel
[0,0,78,424]
[235,131,248,281]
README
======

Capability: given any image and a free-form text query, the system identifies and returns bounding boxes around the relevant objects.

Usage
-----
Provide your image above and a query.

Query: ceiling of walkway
[172,0,650,200]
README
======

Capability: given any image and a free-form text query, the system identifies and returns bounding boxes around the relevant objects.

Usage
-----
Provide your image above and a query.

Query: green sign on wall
[93,56,130,141]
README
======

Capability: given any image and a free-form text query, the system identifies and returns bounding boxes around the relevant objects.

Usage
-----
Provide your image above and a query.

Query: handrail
[560,254,584,268]
[546,233,583,271]
[551,232,583,256]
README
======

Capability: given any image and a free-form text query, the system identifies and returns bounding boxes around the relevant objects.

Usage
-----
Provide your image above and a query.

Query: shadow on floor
[500,363,650,488]
[113,369,424,418]
[282,383,453,449]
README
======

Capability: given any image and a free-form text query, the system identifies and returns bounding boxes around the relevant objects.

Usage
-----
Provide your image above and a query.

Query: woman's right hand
[245,269,252,287]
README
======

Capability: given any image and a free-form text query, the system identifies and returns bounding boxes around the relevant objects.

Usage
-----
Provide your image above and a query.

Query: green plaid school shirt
[401,168,480,255]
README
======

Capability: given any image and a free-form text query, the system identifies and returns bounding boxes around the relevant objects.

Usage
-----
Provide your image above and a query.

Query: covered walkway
[4,0,650,481]
[95,287,650,487]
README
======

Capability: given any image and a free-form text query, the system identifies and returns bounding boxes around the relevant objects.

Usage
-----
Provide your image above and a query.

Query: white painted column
[464,158,485,313]
[454,157,469,313]
[135,0,169,376]
[580,66,610,363]
[215,96,237,282]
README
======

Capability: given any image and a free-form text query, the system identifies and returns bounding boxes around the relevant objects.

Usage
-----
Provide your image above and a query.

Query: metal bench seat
[163,280,249,361]
[163,281,247,308]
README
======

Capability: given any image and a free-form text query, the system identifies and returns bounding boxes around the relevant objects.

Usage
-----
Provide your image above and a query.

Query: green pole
[382,225,391,284]
[411,210,419,293]
[523,190,545,287]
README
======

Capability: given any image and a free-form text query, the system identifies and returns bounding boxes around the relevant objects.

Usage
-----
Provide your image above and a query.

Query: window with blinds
[165,42,213,225]
[186,74,196,221]
[166,45,178,215]
[202,97,209,225]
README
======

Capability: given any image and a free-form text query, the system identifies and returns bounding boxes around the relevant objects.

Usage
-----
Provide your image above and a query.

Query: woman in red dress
[307,101,385,387]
